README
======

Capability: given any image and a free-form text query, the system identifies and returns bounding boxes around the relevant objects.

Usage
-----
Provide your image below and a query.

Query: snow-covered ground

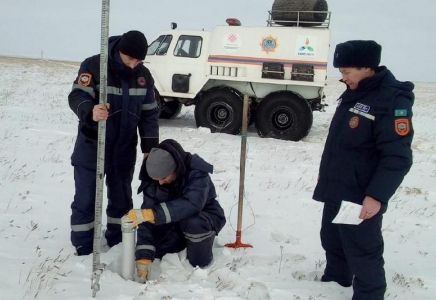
[0,56,434,300]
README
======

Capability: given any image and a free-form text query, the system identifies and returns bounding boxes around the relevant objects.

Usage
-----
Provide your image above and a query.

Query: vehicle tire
[271,0,328,27]
[194,89,243,134]
[159,99,182,119]
[155,89,182,119]
[255,92,313,141]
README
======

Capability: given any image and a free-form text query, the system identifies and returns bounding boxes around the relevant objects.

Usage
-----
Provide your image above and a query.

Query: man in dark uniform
[122,139,226,282]
[68,30,159,256]
[313,40,414,300]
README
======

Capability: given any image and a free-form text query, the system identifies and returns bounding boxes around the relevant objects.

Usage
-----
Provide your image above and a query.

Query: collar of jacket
[158,139,214,176]
[339,66,387,103]
[137,140,214,195]
[356,66,387,91]
[158,140,190,178]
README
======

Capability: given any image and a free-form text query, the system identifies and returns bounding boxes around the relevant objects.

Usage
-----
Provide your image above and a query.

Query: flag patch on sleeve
[394,109,408,117]
[78,73,92,86]
[394,118,410,136]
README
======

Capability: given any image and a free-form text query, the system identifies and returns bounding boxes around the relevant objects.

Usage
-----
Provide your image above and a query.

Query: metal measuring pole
[225,94,253,249]
[91,0,110,297]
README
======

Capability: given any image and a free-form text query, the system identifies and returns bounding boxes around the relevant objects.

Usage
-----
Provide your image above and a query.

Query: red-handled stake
[226,94,253,249]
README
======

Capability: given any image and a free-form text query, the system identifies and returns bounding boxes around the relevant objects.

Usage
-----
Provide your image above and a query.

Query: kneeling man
[123,139,226,281]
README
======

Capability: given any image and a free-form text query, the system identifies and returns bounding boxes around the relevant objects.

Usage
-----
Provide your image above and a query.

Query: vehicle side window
[173,35,203,58]
[147,35,173,56]
[147,35,165,55]
[156,35,173,56]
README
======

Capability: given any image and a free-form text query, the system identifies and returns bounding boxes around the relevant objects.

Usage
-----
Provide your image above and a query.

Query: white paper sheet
[332,201,364,225]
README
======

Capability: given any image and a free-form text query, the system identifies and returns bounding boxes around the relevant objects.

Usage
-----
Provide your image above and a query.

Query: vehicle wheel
[159,99,182,119]
[255,92,313,141]
[194,89,243,134]
[155,89,182,119]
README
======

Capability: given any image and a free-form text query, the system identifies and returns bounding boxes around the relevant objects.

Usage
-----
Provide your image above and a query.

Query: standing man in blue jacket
[313,40,414,300]
[68,30,159,256]
[123,139,226,282]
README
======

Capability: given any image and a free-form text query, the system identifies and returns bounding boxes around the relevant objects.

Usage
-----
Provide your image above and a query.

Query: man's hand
[359,196,381,220]
[122,209,155,227]
[92,103,110,121]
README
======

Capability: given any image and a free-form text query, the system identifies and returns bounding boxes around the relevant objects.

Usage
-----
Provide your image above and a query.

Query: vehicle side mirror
[171,22,177,30]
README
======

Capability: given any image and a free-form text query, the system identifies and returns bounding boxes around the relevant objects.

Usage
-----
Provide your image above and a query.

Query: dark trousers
[137,212,216,268]
[179,212,216,267]
[70,164,134,252]
[321,202,386,300]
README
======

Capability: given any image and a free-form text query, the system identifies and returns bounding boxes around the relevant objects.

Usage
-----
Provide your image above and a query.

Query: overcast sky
[1,0,435,82]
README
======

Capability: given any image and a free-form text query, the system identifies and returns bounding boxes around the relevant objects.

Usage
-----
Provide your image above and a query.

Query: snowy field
[0,56,435,300]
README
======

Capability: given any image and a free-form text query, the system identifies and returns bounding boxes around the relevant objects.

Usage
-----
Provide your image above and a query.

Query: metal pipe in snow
[121,222,136,280]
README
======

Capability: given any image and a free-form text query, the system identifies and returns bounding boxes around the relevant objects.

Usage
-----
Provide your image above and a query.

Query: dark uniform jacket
[136,139,226,260]
[313,67,414,205]
[68,35,159,169]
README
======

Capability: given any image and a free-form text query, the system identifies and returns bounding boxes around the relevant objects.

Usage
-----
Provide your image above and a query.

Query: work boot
[321,274,352,288]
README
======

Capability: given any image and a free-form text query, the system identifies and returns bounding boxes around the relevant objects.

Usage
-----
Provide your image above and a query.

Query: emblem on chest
[349,116,359,129]
[137,77,146,86]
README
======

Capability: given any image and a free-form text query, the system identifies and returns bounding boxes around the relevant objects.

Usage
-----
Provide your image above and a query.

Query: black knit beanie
[333,40,382,68]
[118,30,148,60]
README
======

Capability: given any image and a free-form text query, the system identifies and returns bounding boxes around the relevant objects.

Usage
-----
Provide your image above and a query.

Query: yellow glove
[123,209,155,227]
[136,259,152,282]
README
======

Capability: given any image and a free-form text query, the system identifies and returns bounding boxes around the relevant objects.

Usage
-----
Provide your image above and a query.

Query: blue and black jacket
[68,35,159,169]
[136,139,226,260]
[313,67,414,205]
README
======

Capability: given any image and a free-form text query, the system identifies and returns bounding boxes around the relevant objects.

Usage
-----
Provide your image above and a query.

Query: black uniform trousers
[144,212,216,268]
[70,164,134,254]
[321,201,386,300]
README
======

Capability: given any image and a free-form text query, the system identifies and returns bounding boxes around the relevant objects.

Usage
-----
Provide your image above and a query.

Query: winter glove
[122,209,155,227]
[135,259,152,283]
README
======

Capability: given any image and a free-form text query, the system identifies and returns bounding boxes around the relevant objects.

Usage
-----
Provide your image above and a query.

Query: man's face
[119,52,141,69]
[153,172,177,186]
[339,67,375,90]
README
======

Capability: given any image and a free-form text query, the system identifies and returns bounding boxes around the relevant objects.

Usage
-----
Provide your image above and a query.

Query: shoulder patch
[394,109,408,117]
[394,118,410,136]
[78,73,92,86]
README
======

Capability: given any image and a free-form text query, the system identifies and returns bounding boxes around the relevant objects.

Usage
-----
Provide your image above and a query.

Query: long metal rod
[225,94,252,248]
[91,0,110,297]
[236,94,249,233]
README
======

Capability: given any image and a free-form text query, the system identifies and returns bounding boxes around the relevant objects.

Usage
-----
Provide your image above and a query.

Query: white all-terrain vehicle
[145,0,331,141]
